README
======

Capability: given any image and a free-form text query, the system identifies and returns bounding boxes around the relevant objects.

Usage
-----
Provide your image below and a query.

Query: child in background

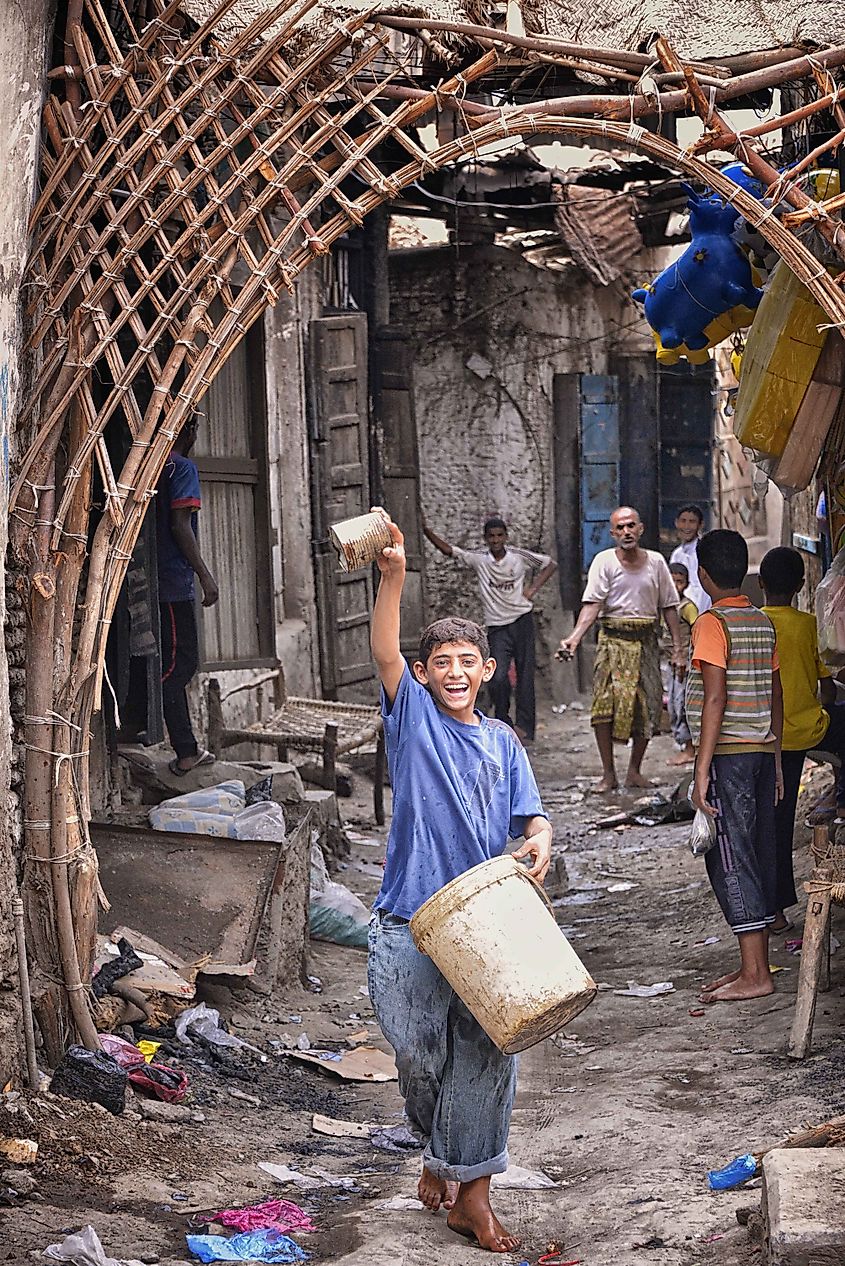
[760,546,845,930]
[667,562,698,767]
[687,530,783,1003]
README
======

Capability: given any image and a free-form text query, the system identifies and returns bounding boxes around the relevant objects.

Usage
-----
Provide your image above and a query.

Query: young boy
[760,546,845,929]
[666,562,698,767]
[670,503,710,614]
[370,512,552,1253]
[687,530,784,1003]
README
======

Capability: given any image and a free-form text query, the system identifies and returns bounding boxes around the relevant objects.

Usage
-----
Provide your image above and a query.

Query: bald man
[558,507,684,792]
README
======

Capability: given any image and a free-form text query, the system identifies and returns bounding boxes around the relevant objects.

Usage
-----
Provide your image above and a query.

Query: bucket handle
[515,860,556,919]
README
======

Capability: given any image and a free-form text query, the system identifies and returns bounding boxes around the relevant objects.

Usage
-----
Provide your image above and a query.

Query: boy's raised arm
[371,513,407,703]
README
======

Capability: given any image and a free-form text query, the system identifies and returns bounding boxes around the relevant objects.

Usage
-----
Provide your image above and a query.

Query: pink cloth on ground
[211,1199,317,1234]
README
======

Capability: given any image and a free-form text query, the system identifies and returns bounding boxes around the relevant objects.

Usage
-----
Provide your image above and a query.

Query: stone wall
[388,242,667,699]
[0,0,53,1083]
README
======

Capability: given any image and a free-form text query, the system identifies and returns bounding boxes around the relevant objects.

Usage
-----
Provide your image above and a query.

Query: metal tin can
[329,509,393,572]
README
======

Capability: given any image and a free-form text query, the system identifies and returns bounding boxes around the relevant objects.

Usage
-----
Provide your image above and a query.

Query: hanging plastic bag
[816,548,845,664]
[688,808,717,857]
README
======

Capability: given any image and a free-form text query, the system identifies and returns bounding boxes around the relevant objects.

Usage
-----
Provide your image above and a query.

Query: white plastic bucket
[329,510,392,572]
[410,855,597,1054]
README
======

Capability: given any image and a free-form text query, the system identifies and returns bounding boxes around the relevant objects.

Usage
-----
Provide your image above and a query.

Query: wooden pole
[788,882,833,1059]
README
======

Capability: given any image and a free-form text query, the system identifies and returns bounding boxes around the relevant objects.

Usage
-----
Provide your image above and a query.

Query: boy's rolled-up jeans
[368,910,516,1183]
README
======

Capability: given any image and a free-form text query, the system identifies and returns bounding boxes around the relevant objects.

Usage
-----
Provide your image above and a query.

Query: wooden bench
[207,669,386,825]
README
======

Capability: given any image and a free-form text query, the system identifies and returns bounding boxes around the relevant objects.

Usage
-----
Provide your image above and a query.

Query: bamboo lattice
[10,0,845,1053]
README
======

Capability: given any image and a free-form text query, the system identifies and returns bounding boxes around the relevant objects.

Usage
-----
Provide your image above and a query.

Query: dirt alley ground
[2,704,844,1266]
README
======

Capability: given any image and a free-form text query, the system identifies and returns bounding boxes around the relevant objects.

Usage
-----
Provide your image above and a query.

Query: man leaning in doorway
[156,415,220,775]
[422,516,557,742]
[557,506,683,792]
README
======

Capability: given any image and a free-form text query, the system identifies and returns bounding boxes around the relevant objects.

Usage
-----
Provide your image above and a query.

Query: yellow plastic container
[410,855,597,1054]
[733,262,831,458]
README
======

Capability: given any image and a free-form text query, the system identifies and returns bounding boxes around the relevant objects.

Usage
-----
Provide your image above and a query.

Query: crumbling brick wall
[388,242,660,695]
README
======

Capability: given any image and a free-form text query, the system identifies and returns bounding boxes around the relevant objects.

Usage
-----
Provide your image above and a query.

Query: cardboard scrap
[491,1165,558,1190]
[288,1046,398,1082]
[311,1114,374,1139]
[258,1162,355,1190]
[95,936,195,1000]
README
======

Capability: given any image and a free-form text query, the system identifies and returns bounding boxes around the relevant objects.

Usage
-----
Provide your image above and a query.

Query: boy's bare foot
[624,771,655,788]
[447,1179,520,1253]
[701,968,740,993]
[769,913,793,933]
[667,746,695,766]
[593,774,618,793]
[418,1166,458,1211]
[699,975,774,1003]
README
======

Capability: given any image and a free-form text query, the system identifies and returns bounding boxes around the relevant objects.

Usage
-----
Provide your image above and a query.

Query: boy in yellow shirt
[760,547,845,930]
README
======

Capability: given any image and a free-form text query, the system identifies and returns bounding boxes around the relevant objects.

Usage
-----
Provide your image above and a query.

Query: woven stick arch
[12,0,845,1053]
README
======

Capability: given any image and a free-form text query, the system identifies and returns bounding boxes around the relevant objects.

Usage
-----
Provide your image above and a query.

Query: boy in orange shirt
[686,531,783,1004]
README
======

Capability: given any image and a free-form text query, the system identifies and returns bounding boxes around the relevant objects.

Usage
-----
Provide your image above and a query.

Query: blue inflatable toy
[632,184,764,365]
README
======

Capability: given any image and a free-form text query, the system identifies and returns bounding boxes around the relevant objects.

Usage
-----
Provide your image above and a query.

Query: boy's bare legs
[418,1168,458,1211]
[447,1175,520,1252]
[593,722,618,792]
[625,735,653,787]
[700,930,774,1002]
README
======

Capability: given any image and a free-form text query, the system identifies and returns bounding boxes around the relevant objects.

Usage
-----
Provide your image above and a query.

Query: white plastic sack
[149,780,246,836]
[309,839,369,948]
[175,1001,247,1049]
[43,1226,145,1266]
[149,781,286,843]
[233,801,286,843]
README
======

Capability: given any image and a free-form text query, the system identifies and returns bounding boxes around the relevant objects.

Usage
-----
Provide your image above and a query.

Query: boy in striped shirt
[686,530,784,1004]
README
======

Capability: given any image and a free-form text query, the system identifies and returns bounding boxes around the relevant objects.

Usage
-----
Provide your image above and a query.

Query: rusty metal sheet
[91,822,284,972]
[553,184,643,286]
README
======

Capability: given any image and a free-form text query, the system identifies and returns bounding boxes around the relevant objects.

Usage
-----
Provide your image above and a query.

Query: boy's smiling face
[413,639,495,720]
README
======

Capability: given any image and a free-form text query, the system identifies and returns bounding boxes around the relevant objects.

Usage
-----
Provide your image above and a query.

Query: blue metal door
[579,374,620,572]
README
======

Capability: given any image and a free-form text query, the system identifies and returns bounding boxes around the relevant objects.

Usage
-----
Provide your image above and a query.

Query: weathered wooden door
[658,364,715,543]
[579,374,621,571]
[373,330,425,657]
[309,313,376,699]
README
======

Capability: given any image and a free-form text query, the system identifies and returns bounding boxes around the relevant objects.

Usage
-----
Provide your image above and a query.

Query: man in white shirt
[670,504,711,613]
[423,516,557,742]
[558,507,684,792]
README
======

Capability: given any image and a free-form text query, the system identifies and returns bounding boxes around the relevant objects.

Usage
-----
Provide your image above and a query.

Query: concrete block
[122,749,303,804]
[763,1148,845,1265]
[303,786,340,825]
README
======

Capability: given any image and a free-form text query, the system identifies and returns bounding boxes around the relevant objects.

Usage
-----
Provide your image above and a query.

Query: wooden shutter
[579,374,620,572]
[309,313,376,697]
[373,330,425,656]
[658,364,715,542]
[194,320,274,668]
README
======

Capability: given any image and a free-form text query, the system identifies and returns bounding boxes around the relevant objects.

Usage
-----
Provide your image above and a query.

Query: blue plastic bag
[186,1230,309,1263]
[707,1153,757,1190]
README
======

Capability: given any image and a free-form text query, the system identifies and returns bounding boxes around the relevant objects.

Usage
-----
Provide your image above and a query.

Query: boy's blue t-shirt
[156,451,202,603]
[374,665,547,920]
